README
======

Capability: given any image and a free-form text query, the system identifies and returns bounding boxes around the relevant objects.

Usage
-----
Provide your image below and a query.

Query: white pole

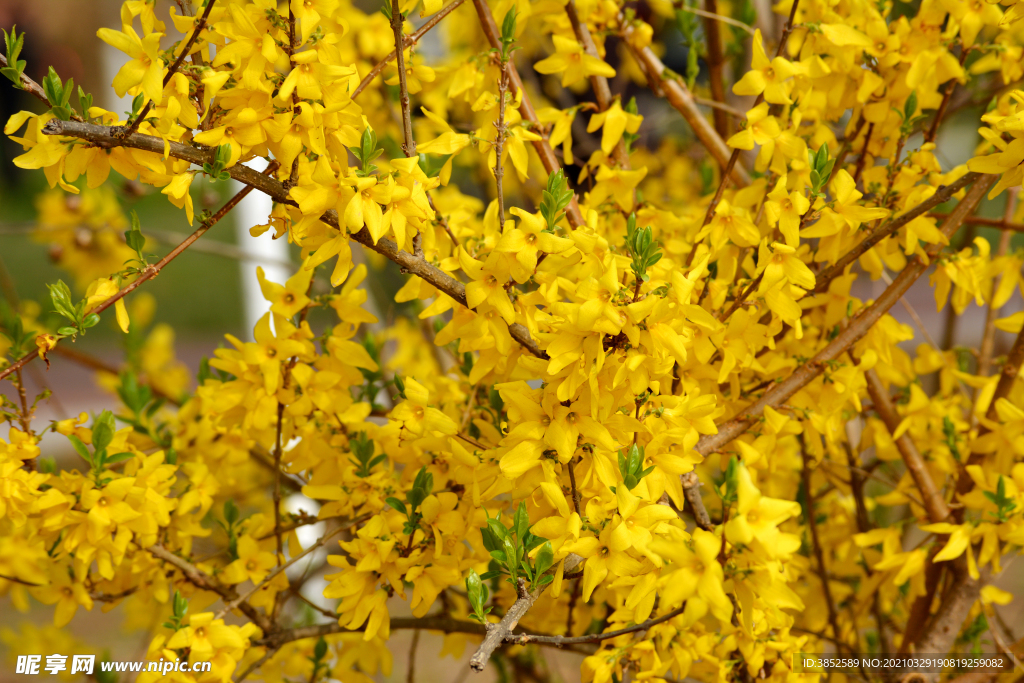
[232,157,292,339]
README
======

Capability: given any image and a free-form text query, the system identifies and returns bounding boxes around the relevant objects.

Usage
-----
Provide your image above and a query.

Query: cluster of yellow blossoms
[2,0,1024,681]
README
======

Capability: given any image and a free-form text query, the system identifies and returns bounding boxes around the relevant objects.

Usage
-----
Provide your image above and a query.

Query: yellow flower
[96,24,163,104]
[166,612,248,661]
[495,207,575,281]
[257,260,314,319]
[534,35,616,87]
[764,174,810,247]
[724,465,802,558]
[586,99,642,155]
[731,29,800,104]
[221,535,277,585]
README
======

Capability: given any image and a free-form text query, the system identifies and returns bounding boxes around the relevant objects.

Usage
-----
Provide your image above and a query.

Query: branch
[124,0,217,137]
[352,0,467,99]
[699,0,730,139]
[926,211,1024,232]
[812,172,980,294]
[914,563,988,658]
[508,603,686,645]
[695,173,998,457]
[390,6,417,158]
[215,516,366,621]
[563,0,629,166]
[978,191,1018,381]
[471,0,584,229]
[38,119,548,360]
[148,543,273,632]
[0,55,82,121]
[801,441,843,648]
[864,368,951,523]
[468,553,584,671]
[0,157,278,383]
[681,471,713,530]
[619,26,749,186]
[676,5,756,35]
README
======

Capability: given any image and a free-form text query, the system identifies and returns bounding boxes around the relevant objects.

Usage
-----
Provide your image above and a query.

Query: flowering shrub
[2,0,1024,681]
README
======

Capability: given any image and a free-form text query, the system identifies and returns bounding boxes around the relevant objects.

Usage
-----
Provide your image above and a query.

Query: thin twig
[812,172,980,294]
[390,6,417,158]
[215,517,363,621]
[676,4,756,35]
[471,0,584,229]
[123,0,217,137]
[801,439,844,649]
[352,0,467,98]
[148,544,272,632]
[508,603,687,645]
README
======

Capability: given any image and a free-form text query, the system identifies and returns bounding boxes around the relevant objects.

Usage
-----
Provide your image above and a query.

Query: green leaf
[224,499,240,526]
[48,281,76,321]
[534,541,553,577]
[513,501,529,543]
[502,537,518,572]
[104,451,134,465]
[313,637,328,661]
[904,91,917,122]
[385,497,408,515]
[81,313,101,329]
[486,517,509,543]
[500,7,518,46]
[92,410,117,453]
[57,326,78,337]
[67,434,92,464]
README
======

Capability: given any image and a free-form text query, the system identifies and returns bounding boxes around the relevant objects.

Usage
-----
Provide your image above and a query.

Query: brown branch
[0,155,278,383]
[812,172,980,294]
[472,0,584,229]
[681,471,713,530]
[695,173,997,457]
[272,402,286,565]
[801,442,843,648]
[701,0,729,139]
[508,602,687,645]
[0,572,44,587]
[567,458,582,517]
[352,0,467,98]
[37,119,548,360]
[494,44,510,229]
[468,554,584,671]
[914,563,988,657]
[216,517,364,621]
[864,369,951,523]
[620,27,748,186]
[924,45,968,144]
[564,0,629,167]
[978,195,1016,379]
[124,0,217,137]
[926,211,1024,231]
[148,543,273,633]
[390,6,417,158]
